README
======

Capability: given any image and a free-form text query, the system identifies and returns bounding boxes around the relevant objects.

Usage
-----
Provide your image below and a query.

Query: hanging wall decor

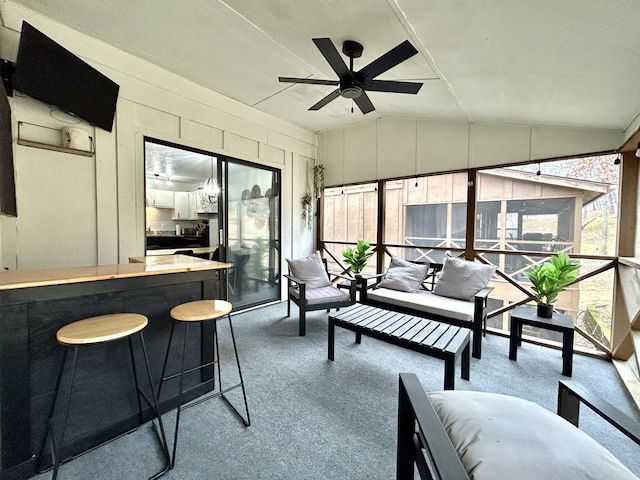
[301,192,313,230]
[313,164,325,198]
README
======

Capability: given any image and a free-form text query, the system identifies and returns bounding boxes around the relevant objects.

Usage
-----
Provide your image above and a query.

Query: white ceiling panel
[6,0,640,133]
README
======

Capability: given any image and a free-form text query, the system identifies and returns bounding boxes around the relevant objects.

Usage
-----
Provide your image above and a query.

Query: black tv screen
[13,22,119,132]
[0,79,16,217]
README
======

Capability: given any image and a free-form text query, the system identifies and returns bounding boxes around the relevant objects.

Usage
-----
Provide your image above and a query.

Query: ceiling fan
[279,38,423,114]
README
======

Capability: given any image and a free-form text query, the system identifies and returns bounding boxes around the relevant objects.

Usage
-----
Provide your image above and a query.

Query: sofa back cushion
[286,251,331,289]
[433,256,496,301]
[376,257,428,293]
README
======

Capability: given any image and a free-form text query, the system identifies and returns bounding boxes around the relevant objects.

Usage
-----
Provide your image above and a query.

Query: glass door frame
[222,157,281,311]
[143,136,281,311]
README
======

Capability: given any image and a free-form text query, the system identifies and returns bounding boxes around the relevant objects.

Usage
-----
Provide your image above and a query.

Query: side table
[509,306,575,377]
[337,275,372,301]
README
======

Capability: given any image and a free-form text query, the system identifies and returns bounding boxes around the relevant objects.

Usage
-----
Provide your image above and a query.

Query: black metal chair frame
[38,330,170,480]
[157,310,250,468]
[284,259,357,336]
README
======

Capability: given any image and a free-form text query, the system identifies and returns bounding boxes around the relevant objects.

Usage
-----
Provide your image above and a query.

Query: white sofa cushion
[376,257,428,292]
[433,256,496,301]
[428,390,639,480]
[366,288,474,322]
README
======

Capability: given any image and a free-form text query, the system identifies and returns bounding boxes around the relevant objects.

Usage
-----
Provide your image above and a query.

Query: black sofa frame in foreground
[396,372,640,480]
[362,263,492,359]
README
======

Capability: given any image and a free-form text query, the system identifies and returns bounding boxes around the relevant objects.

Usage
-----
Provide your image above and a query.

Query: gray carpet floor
[33,301,640,479]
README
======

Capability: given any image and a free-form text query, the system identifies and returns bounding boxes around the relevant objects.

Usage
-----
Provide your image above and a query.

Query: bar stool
[39,313,170,480]
[158,299,250,467]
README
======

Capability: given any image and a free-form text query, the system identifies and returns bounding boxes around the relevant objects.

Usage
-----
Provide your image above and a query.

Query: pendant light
[198,157,219,204]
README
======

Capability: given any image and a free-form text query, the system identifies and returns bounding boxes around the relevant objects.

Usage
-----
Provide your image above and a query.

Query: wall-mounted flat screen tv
[0,79,16,217]
[13,21,119,132]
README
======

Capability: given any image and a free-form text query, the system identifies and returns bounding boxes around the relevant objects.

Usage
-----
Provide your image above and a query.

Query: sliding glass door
[225,160,280,309]
[144,137,280,311]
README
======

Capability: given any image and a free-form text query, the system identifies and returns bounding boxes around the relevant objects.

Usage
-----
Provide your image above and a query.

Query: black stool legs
[158,312,250,468]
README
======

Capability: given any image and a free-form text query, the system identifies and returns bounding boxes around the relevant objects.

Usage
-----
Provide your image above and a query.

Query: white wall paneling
[224,132,260,159]
[182,119,224,149]
[343,121,377,184]
[14,143,97,269]
[320,118,624,186]
[289,153,314,260]
[416,120,469,173]
[379,117,416,180]
[469,123,531,168]
[319,129,344,187]
[531,127,623,160]
[259,143,285,165]
[94,124,118,265]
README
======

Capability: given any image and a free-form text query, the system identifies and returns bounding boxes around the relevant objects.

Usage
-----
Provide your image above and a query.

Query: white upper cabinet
[172,192,199,219]
[146,189,175,208]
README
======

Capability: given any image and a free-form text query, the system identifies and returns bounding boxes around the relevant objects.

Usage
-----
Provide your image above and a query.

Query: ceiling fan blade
[279,77,339,86]
[354,92,375,114]
[312,38,351,78]
[309,89,341,110]
[365,79,423,94]
[358,40,419,81]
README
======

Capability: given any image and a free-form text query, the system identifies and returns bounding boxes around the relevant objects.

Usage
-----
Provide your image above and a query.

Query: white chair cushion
[286,251,331,289]
[289,285,350,305]
[367,288,474,322]
[428,390,639,480]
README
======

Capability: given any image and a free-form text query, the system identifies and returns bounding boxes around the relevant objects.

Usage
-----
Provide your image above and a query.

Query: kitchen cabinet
[146,189,175,208]
[172,192,198,219]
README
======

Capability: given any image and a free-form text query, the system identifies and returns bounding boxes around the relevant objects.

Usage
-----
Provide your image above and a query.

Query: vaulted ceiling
[6,0,640,135]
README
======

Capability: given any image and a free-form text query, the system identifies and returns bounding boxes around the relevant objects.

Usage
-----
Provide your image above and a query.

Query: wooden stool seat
[170,300,232,322]
[56,313,148,345]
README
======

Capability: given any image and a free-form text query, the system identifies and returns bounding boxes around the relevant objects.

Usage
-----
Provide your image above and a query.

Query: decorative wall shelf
[17,138,95,157]
[17,121,95,157]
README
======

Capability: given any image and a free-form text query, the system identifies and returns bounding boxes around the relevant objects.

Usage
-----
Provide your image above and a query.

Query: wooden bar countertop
[0,255,230,291]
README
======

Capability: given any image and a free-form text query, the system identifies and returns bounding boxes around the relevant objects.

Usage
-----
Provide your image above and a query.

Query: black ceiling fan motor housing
[342,40,363,59]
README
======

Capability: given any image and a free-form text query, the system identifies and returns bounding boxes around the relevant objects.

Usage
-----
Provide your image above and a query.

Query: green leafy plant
[525,252,579,305]
[341,240,374,275]
[301,193,313,230]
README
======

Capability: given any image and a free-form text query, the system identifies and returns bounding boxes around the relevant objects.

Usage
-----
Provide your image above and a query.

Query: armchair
[285,251,357,336]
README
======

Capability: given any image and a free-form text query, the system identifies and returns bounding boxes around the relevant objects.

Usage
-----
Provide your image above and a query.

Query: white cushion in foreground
[427,390,639,480]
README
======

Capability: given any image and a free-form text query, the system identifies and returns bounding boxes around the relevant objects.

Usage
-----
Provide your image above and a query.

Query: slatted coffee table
[328,304,471,390]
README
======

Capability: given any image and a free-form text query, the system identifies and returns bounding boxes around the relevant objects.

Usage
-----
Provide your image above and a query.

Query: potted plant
[342,240,374,282]
[525,252,579,318]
